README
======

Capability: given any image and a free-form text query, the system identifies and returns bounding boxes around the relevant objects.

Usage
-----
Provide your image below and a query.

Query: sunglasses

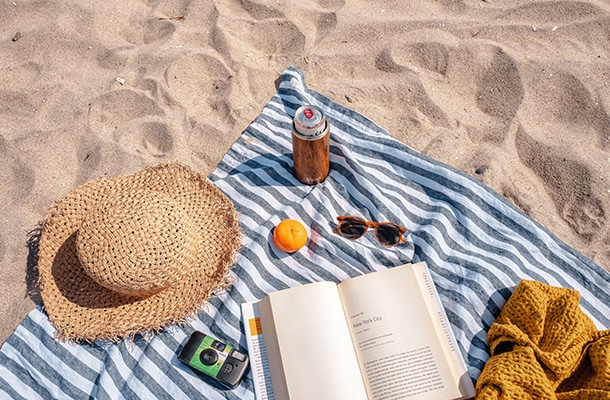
[333,216,407,247]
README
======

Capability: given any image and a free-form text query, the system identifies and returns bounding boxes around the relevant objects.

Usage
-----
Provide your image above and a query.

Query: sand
[1,0,609,345]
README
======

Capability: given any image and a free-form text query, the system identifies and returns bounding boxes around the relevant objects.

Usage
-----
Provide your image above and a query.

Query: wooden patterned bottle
[291,105,330,185]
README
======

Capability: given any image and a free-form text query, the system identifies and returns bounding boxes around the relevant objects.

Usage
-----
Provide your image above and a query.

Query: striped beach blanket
[2,67,610,399]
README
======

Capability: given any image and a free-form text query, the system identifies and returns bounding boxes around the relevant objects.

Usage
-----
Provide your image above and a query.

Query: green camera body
[178,331,249,389]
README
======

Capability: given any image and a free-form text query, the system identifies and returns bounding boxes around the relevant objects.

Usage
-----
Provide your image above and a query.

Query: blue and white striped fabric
[2,67,610,399]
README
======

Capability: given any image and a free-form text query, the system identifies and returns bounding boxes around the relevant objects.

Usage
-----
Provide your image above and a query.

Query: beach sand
[2,0,609,345]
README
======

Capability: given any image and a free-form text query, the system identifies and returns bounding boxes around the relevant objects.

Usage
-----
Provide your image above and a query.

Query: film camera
[178,331,249,389]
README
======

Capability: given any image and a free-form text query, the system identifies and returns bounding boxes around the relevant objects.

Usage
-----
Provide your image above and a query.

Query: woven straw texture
[476,280,610,399]
[37,163,241,342]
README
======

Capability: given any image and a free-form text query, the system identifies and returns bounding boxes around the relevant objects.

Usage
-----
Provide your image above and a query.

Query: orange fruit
[273,219,308,253]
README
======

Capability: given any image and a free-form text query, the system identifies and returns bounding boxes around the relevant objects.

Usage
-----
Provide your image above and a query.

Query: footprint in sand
[376,30,524,145]
[238,0,284,20]
[0,141,35,207]
[187,122,231,168]
[521,70,610,150]
[165,53,235,125]
[89,89,164,137]
[246,19,306,55]
[120,17,176,45]
[88,88,173,159]
[516,126,605,241]
[0,61,45,137]
[231,0,340,52]
[117,120,173,158]
[315,12,337,44]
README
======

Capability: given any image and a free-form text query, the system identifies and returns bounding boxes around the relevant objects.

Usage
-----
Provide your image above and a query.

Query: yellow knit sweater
[476,280,610,399]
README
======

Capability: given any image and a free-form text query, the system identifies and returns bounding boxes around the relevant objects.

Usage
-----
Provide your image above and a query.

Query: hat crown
[76,192,199,296]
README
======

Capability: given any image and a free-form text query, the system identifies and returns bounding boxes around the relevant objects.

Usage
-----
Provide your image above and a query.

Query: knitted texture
[476,280,610,399]
[38,163,241,342]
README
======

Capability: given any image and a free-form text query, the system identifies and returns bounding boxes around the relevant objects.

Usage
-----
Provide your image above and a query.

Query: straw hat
[37,163,241,342]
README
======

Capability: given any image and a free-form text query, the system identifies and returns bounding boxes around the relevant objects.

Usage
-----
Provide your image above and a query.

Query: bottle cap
[293,105,327,137]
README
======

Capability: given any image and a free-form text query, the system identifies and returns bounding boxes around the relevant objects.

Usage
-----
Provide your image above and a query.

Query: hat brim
[38,163,241,342]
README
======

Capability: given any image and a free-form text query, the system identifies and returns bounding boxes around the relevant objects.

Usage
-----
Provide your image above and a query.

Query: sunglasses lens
[339,217,367,239]
[376,224,403,246]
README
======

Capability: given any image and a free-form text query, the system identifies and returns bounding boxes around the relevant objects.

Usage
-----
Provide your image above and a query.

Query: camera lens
[200,349,219,366]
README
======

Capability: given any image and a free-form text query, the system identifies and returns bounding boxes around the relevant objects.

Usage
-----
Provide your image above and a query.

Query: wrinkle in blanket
[476,280,610,399]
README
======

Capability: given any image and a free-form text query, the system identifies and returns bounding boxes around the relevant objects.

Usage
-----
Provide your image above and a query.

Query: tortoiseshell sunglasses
[333,216,407,246]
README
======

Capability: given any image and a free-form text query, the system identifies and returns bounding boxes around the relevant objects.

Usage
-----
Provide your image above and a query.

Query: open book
[241,262,475,400]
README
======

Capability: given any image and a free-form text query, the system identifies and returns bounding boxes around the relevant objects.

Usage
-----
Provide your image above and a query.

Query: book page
[258,281,368,400]
[337,262,473,400]
[241,302,275,399]
[412,263,475,398]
